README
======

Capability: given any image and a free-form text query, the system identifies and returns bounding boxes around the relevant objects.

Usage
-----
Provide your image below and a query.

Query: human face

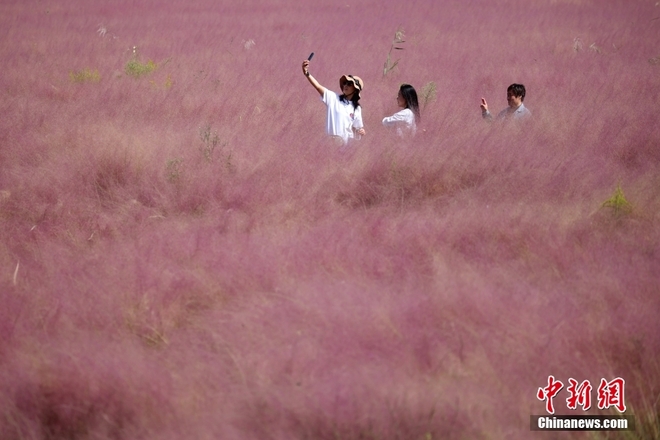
[396,90,406,108]
[507,91,523,109]
[342,81,356,98]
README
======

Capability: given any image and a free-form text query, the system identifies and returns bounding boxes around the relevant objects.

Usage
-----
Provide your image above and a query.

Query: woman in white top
[302,59,366,145]
[382,84,420,137]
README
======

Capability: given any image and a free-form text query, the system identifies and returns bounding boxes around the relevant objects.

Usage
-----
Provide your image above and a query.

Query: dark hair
[339,93,360,110]
[400,84,420,121]
[507,83,526,101]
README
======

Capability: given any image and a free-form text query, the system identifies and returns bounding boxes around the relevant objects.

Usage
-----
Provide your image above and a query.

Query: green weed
[199,124,220,162]
[601,184,632,215]
[199,124,231,165]
[69,68,100,83]
[225,151,235,173]
[166,158,183,183]
[125,59,157,77]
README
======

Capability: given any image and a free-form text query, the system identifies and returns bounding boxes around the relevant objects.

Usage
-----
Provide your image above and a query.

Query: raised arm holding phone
[302,54,366,145]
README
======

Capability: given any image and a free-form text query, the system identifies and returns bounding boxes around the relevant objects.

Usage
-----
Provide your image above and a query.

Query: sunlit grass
[0,0,658,438]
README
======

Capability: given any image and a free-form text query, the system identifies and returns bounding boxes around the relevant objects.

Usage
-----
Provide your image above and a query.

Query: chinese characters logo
[537,376,626,414]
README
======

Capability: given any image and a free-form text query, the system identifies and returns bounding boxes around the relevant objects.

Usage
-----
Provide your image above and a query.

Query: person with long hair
[382,83,420,137]
[302,59,365,145]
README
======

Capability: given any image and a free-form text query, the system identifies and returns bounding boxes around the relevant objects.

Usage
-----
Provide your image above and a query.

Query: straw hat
[339,74,364,97]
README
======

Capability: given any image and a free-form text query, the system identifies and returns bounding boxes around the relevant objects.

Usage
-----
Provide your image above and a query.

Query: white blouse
[382,108,416,137]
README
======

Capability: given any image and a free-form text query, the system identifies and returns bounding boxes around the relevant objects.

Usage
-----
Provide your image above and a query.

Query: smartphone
[307,52,314,61]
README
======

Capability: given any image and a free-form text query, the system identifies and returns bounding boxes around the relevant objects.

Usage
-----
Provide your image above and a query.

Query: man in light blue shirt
[480,83,531,121]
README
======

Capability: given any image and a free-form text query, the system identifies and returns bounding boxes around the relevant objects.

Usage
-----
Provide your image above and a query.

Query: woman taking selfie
[302,57,366,145]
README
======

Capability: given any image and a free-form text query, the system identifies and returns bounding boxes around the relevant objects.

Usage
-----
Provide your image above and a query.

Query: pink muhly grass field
[1,0,659,438]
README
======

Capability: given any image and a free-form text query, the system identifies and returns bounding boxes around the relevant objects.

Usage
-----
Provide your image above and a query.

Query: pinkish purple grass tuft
[1,0,659,438]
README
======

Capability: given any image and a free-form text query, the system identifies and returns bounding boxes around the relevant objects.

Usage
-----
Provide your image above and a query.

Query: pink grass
[1,0,659,438]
